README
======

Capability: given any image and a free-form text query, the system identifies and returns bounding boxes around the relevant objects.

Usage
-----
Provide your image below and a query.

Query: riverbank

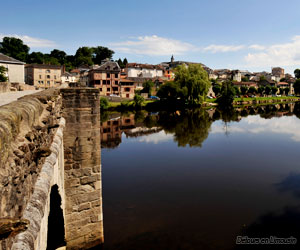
[105,96,300,111]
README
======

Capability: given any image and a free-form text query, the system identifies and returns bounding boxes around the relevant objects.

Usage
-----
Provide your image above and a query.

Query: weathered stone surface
[62,88,103,249]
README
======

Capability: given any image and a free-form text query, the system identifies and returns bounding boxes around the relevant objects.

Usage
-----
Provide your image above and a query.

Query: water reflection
[101,103,298,149]
[101,103,300,250]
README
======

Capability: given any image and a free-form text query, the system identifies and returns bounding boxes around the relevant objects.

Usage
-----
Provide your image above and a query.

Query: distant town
[0,37,298,100]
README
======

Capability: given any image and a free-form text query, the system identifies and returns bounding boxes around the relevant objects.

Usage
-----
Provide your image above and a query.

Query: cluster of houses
[0,52,296,98]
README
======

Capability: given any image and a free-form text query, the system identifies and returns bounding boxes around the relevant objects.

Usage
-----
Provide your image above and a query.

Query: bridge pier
[61,88,103,249]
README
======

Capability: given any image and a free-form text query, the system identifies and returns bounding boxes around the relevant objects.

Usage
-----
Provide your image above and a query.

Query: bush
[100,97,109,110]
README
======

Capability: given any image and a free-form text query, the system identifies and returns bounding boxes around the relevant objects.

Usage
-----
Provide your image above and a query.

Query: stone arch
[47,185,65,250]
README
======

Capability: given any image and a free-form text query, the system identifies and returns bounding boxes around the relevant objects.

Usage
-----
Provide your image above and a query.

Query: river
[100,103,300,250]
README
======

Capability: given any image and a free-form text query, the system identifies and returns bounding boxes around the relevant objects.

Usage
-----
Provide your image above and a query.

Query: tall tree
[217,81,236,105]
[27,52,44,64]
[123,58,128,67]
[0,37,29,62]
[294,79,300,96]
[50,49,67,64]
[175,64,211,105]
[92,46,114,65]
[141,80,154,95]
[241,86,248,95]
[74,47,94,66]
[212,84,222,97]
[258,86,265,96]
[265,85,272,96]
[294,69,300,79]
[117,58,124,68]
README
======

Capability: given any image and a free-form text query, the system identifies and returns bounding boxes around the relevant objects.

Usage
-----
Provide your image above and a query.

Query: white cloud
[0,34,57,48]
[110,35,196,56]
[203,44,245,53]
[137,130,173,144]
[245,36,300,67]
[249,44,265,50]
[211,115,300,142]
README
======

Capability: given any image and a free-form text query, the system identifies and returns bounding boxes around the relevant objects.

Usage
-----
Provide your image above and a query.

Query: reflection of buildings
[101,114,136,148]
[101,114,162,148]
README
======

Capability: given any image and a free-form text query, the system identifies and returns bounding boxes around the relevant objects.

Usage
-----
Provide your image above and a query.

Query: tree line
[0,37,128,71]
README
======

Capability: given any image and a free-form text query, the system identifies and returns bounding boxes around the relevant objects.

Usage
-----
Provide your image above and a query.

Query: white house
[61,72,77,85]
[126,63,163,78]
[0,53,25,83]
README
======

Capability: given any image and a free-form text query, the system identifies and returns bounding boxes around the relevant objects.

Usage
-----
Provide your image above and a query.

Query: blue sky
[1,0,300,73]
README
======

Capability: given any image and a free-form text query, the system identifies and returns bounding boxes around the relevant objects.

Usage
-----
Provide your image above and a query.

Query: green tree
[100,97,109,110]
[50,49,67,64]
[271,86,278,95]
[284,87,290,95]
[141,80,154,95]
[265,85,272,96]
[259,75,266,81]
[212,84,222,96]
[133,94,144,109]
[240,86,248,95]
[294,79,300,96]
[294,69,300,79]
[123,58,128,67]
[157,81,184,103]
[27,52,44,64]
[248,86,257,95]
[117,58,124,68]
[0,66,8,82]
[0,37,29,62]
[258,86,265,96]
[217,81,236,105]
[279,88,284,95]
[74,47,94,66]
[174,64,211,105]
[234,86,241,96]
[242,76,249,82]
[92,46,114,65]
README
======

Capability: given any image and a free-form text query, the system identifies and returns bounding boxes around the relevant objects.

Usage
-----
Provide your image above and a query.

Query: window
[113,87,118,91]
[107,80,110,85]
[95,80,100,84]
[107,88,110,91]
[47,81,50,85]
[115,73,118,78]
[100,88,102,92]
[47,75,50,79]
[103,80,106,85]
[107,73,110,78]
[113,121,118,125]
[54,75,56,79]
[125,87,130,92]
[41,81,44,83]
[46,70,51,73]
[115,81,118,85]
[39,75,42,79]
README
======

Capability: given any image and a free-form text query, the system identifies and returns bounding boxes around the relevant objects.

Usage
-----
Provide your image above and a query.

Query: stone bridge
[0,88,103,249]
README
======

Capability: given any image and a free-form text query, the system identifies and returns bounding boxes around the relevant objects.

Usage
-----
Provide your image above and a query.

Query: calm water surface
[101,104,300,250]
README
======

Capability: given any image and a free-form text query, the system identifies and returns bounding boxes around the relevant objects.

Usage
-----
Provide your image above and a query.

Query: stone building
[0,53,25,83]
[25,64,62,88]
[88,61,121,96]
[272,67,285,79]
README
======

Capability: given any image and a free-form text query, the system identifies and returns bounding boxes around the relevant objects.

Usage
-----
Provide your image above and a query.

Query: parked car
[110,94,120,97]
[150,96,160,100]
[207,96,213,99]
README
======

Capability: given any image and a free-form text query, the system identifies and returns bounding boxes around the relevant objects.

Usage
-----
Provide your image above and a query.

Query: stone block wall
[61,88,103,249]
[0,89,63,249]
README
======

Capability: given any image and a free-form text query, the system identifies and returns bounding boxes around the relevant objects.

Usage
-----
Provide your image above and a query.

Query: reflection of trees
[158,109,213,147]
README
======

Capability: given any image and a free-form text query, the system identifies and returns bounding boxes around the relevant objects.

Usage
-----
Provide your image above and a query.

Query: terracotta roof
[0,53,25,64]
[277,82,289,85]
[120,79,134,83]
